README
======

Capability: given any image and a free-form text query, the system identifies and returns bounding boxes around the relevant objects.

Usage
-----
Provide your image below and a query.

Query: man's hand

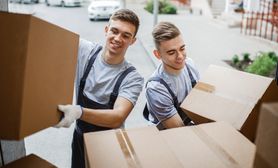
[55,105,83,128]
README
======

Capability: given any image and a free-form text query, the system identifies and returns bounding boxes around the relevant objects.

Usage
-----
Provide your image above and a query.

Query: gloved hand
[55,105,83,128]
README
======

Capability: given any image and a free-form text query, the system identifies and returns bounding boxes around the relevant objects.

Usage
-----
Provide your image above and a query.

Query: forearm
[162,113,184,129]
[80,108,125,128]
[56,97,133,128]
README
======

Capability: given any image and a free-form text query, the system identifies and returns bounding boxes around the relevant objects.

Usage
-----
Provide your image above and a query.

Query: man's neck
[102,50,124,65]
[163,64,182,76]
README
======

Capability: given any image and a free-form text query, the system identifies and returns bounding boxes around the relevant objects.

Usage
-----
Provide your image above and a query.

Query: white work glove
[55,105,83,128]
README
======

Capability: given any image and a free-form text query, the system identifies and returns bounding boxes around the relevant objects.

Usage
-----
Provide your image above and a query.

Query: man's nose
[177,51,184,59]
[114,34,121,41]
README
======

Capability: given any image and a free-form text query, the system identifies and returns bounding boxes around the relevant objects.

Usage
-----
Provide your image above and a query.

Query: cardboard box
[160,122,256,168]
[181,65,278,141]
[254,103,278,168]
[84,126,183,168]
[2,154,56,168]
[0,12,79,140]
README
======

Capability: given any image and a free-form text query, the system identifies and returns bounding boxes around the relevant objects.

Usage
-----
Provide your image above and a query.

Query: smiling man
[144,22,200,130]
[55,9,143,168]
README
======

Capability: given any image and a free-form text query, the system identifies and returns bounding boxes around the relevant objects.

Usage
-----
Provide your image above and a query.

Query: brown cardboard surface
[194,82,215,93]
[160,122,256,168]
[2,154,56,168]
[181,65,278,141]
[0,12,79,140]
[254,103,278,168]
[84,126,183,168]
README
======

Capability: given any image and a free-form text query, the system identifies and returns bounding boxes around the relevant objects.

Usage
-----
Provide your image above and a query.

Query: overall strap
[79,46,102,92]
[186,64,197,88]
[143,77,179,121]
[108,66,136,107]
[147,77,178,104]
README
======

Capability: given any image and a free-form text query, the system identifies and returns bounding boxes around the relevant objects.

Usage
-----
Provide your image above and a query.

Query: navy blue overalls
[143,65,197,127]
[72,46,135,168]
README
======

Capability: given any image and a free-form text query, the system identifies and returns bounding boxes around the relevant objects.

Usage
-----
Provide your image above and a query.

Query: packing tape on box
[194,82,215,93]
[115,129,142,168]
[191,126,241,168]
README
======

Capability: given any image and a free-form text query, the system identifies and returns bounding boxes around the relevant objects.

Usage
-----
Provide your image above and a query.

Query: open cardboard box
[84,122,255,168]
[161,122,256,168]
[0,12,79,140]
[181,65,278,141]
[84,126,183,168]
[254,103,278,168]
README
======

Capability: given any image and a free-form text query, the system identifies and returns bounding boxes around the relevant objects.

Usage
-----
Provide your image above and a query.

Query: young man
[56,9,144,168]
[144,21,200,130]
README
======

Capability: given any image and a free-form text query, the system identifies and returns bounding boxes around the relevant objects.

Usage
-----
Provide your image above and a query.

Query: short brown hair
[110,9,140,37]
[152,22,181,49]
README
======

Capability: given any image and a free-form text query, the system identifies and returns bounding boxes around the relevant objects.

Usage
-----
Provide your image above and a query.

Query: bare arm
[161,113,184,129]
[80,97,133,128]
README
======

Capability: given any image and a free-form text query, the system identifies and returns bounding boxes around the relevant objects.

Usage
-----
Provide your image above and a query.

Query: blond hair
[152,22,181,49]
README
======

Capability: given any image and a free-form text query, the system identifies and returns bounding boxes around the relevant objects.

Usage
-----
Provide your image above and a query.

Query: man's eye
[123,34,130,39]
[111,29,117,34]
[168,51,175,55]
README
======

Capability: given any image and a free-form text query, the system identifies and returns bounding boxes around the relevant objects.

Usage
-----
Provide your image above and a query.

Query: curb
[138,37,160,68]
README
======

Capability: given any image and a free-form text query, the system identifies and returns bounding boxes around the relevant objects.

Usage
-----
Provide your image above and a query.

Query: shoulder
[79,38,98,50]
[123,64,144,86]
[78,38,101,64]
[78,38,100,59]
[185,57,200,79]
[146,75,170,98]
[185,57,196,67]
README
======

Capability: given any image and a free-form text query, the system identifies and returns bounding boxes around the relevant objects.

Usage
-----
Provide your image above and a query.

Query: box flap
[200,65,273,103]
[198,122,256,168]
[84,129,129,168]
[160,122,255,168]
[181,89,254,130]
[160,126,226,168]
[126,126,183,168]
[84,126,183,168]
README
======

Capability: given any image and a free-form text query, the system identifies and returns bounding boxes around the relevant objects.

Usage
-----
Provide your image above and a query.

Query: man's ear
[153,50,161,60]
[104,25,108,35]
[130,37,137,45]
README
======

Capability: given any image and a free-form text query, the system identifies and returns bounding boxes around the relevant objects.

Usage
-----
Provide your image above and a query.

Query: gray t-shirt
[75,39,144,106]
[146,58,200,128]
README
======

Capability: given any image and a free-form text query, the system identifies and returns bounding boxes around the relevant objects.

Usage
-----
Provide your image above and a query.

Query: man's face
[105,19,136,56]
[155,35,186,71]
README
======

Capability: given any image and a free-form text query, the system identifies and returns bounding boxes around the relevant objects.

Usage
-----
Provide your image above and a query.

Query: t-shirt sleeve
[145,82,177,122]
[118,71,144,106]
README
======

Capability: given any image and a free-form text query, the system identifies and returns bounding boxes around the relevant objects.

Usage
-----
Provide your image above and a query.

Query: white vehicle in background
[88,0,121,21]
[9,0,39,3]
[46,0,82,7]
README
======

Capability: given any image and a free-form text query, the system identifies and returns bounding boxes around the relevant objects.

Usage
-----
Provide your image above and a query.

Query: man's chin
[174,63,184,69]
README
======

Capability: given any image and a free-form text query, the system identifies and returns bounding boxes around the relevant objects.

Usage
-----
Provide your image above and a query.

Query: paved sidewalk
[129,1,278,75]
